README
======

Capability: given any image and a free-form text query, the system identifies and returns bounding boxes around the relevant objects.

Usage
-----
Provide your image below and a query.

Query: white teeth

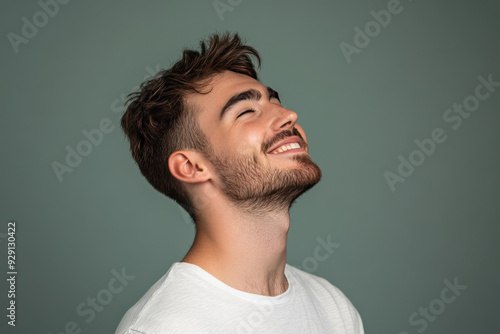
[272,142,301,154]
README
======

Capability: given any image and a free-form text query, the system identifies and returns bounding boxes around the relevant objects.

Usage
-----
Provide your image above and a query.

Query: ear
[168,150,212,184]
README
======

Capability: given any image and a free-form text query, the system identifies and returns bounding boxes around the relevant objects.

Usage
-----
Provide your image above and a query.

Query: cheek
[236,125,264,151]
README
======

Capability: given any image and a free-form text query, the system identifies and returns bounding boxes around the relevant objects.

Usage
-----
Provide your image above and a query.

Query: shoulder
[286,264,346,296]
[114,262,211,334]
[286,264,364,332]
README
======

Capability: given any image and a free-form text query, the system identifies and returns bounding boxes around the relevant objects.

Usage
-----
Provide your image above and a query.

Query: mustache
[265,127,307,153]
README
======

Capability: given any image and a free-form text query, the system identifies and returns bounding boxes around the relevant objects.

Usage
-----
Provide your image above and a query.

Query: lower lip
[269,147,306,155]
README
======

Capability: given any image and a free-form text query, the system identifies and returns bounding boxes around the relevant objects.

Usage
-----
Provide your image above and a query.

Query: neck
[182,203,290,296]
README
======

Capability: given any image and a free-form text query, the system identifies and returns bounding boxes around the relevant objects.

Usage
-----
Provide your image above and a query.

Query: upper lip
[267,136,303,154]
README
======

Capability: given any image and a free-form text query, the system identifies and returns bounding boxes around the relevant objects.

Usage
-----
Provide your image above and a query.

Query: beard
[203,141,322,215]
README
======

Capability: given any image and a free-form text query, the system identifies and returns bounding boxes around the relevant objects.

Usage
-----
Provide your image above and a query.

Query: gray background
[1,0,499,333]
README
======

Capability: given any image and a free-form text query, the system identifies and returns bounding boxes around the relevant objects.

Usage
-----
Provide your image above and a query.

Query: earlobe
[169,151,211,183]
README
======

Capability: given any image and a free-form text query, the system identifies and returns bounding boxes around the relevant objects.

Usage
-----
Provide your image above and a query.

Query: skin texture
[168,71,322,296]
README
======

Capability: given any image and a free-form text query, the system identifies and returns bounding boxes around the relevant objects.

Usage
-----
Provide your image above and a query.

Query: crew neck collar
[173,262,294,305]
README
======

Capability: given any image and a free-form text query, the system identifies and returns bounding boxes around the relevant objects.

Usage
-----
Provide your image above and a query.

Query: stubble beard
[205,147,322,215]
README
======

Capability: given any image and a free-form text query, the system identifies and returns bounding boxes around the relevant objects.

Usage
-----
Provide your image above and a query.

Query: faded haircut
[120,32,261,222]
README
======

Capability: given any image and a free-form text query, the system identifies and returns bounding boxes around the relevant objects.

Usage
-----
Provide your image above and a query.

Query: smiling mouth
[268,142,307,155]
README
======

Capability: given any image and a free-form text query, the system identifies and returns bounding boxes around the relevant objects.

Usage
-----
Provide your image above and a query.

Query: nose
[269,105,299,131]
[267,104,308,150]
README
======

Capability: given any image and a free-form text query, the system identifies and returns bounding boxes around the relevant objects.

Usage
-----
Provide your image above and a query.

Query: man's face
[187,70,322,213]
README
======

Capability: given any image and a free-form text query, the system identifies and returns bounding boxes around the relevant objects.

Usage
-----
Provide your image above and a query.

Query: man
[115,32,364,334]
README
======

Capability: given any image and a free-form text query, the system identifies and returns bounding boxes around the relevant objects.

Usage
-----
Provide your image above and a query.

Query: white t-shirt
[115,262,364,334]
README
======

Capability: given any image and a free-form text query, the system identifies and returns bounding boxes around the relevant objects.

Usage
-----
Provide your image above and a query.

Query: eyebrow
[218,86,280,121]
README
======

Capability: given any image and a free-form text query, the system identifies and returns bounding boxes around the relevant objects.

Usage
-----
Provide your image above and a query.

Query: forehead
[185,70,265,121]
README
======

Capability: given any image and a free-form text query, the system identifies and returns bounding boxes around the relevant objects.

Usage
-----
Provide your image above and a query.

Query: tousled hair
[121,32,261,223]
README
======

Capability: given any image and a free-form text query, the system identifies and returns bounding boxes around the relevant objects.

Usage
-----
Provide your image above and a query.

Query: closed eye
[237,109,256,118]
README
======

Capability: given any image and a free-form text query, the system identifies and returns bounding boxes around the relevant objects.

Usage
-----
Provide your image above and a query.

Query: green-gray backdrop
[1,0,499,333]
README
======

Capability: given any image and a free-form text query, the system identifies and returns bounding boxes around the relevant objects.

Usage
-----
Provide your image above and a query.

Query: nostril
[280,120,292,128]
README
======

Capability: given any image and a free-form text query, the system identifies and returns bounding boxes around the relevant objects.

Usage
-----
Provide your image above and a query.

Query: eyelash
[236,99,282,118]
[237,109,256,118]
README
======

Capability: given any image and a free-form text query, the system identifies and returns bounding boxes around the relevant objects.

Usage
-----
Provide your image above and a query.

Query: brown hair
[121,32,261,223]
